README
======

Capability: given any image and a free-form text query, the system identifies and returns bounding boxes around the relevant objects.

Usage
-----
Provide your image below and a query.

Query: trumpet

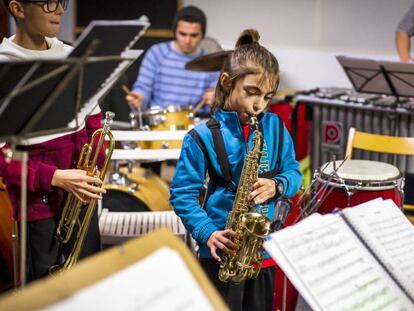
[49,111,116,274]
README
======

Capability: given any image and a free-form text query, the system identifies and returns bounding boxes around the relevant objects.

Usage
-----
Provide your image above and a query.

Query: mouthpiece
[249,116,259,131]
[105,111,115,122]
[103,111,116,131]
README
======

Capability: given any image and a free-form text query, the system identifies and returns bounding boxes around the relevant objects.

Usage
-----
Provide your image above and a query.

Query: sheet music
[342,199,414,300]
[44,247,214,311]
[265,213,413,311]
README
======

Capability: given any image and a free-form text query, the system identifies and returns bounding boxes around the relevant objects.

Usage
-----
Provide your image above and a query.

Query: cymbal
[185,50,233,72]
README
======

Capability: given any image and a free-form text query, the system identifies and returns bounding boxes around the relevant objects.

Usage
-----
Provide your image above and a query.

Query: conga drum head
[315,160,403,214]
[319,160,401,190]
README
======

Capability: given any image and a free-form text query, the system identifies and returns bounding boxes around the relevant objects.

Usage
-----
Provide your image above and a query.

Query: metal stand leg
[283,274,287,311]
[19,151,28,288]
[11,221,19,288]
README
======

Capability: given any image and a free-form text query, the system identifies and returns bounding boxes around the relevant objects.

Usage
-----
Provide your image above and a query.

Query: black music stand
[379,60,414,97]
[0,58,89,140]
[0,57,87,288]
[0,17,150,287]
[336,56,392,95]
[69,18,149,105]
[0,18,149,140]
[336,55,414,135]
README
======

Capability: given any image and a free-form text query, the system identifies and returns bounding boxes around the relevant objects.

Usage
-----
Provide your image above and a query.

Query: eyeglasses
[18,0,68,13]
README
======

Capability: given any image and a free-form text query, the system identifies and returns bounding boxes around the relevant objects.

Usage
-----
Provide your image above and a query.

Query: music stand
[0,58,88,288]
[0,17,149,287]
[336,55,414,135]
[379,60,414,97]
[69,17,149,106]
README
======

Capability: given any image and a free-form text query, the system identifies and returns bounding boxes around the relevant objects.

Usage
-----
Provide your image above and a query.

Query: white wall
[59,0,75,43]
[7,0,414,91]
[185,0,414,90]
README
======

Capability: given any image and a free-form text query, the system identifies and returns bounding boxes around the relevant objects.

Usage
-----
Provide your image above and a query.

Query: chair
[345,127,414,159]
[345,127,414,223]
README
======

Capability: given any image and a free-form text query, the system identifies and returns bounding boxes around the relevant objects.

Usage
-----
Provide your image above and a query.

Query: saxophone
[218,116,271,283]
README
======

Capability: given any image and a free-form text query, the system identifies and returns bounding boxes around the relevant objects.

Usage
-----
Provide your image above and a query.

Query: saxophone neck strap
[205,116,284,191]
[206,118,233,188]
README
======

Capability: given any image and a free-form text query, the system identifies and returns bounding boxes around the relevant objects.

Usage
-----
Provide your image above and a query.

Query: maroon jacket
[0,112,103,222]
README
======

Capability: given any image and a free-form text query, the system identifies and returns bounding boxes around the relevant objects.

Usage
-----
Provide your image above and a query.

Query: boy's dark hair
[212,29,280,112]
[172,5,206,38]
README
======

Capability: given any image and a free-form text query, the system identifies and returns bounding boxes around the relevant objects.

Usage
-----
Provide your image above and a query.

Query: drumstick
[122,85,132,95]
[191,99,206,114]
[122,85,145,130]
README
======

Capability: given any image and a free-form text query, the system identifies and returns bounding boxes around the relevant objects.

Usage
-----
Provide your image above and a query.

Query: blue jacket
[170,109,302,258]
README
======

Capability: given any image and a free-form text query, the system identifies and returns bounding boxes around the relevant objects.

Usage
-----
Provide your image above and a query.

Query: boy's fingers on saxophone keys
[220,236,237,250]
[211,248,221,262]
[218,243,235,256]
[248,191,258,201]
[226,240,237,250]
[224,229,237,237]
[253,193,266,204]
[217,241,226,250]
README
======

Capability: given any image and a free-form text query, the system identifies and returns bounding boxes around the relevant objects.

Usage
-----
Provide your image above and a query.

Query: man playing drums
[126,5,219,112]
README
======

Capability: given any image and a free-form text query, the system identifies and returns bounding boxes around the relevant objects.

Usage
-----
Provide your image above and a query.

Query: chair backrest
[345,127,414,159]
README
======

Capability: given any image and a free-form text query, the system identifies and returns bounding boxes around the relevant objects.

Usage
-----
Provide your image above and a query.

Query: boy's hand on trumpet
[51,169,106,203]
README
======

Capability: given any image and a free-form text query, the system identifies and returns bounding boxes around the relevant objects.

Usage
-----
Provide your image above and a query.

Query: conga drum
[273,161,403,311]
[315,160,403,214]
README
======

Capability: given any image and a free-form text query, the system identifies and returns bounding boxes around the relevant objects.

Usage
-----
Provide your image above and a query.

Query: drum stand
[297,158,347,219]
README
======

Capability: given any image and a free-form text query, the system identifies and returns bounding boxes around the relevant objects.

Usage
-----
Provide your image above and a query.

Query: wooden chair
[345,127,414,223]
[345,127,414,159]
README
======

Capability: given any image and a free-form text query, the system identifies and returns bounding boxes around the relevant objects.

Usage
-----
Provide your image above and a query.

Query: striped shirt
[397,3,414,36]
[132,41,219,109]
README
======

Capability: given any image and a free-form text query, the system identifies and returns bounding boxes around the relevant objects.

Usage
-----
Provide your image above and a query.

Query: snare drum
[315,160,403,214]
[103,167,172,212]
[140,105,194,149]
